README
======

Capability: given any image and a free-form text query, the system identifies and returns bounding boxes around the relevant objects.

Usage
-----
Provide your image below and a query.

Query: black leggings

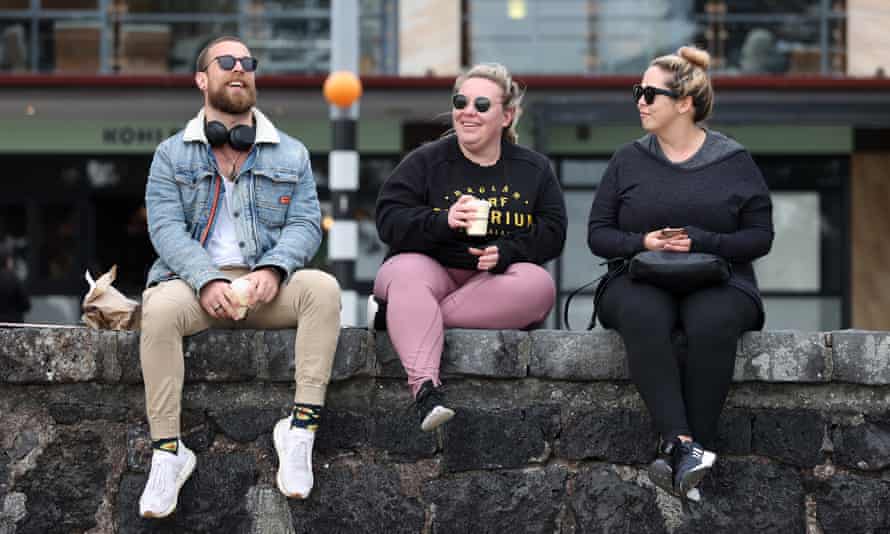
[599,275,760,447]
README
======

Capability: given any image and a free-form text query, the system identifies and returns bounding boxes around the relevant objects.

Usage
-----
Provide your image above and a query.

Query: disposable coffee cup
[466,198,491,236]
[230,278,252,320]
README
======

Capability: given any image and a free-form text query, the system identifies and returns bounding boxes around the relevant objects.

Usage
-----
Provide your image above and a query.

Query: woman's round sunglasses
[203,55,259,72]
[452,93,492,113]
[633,84,680,105]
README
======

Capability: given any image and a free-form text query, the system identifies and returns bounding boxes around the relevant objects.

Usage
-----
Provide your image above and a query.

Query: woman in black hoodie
[375,63,567,432]
[587,46,773,501]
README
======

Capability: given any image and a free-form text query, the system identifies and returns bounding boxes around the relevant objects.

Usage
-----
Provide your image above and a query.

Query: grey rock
[0,454,8,495]
[0,326,99,383]
[557,408,654,464]
[2,492,26,522]
[118,331,143,384]
[679,458,805,533]
[812,473,890,533]
[331,328,372,381]
[376,329,529,379]
[246,485,295,534]
[314,410,370,453]
[735,331,829,382]
[832,330,890,385]
[10,431,38,461]
[530,329,628,380]
[712,409,753,455]
[259,328,371,383]
[126,424,153,473]
[183,330,257,382]
[424,465,567,534]
[372,332,404,378]
[117,453,257,533]
[832,419,890,471]
[369,408,437,461]
[121,328,259,384]
[48,399,128,424]
[211,407,283,443]
[569,466,666,533]
[15,429,110,533]
[288,464,424,534]
[442,406,557,472]
[440,329,529,378]
[752,409,825,467]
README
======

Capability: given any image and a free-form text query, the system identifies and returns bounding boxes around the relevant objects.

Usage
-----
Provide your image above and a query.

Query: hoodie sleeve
[587,156,647,259]
[375,150,460,251]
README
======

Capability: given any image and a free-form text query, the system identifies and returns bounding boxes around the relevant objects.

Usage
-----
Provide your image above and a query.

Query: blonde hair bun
[678,46,711,70]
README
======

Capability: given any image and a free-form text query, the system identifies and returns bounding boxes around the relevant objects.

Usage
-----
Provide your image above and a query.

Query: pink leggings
[373,252,556,397]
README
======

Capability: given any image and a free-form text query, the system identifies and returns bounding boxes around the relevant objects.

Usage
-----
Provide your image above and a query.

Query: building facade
[1,0,888,330]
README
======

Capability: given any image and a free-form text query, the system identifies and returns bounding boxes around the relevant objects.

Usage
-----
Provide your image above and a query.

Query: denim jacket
[145,107,322,293]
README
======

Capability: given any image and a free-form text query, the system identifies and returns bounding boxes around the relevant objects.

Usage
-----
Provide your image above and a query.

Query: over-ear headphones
[204,120,256,151]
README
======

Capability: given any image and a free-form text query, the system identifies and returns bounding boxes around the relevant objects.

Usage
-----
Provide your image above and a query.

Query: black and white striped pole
[324,0,362,326]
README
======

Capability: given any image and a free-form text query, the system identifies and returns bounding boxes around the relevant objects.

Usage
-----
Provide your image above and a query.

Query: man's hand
[243,267,282,304]
[200,280,239,319]
[469,245,499,271]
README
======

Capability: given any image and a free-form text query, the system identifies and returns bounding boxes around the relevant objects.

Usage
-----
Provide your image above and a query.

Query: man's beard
[208,80,256,114]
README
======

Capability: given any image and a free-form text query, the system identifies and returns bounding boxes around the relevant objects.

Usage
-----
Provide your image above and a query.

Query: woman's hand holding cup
[448,194,480,230]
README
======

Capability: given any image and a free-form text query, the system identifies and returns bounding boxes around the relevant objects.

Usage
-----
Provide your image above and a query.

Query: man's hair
[195,36,248,73]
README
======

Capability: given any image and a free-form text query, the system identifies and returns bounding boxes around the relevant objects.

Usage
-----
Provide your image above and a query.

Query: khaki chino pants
[140,268,341,440]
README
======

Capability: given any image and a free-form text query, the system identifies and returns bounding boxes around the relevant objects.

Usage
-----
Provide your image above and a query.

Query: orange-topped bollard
[324,67,361,326]
[323,71,363,108]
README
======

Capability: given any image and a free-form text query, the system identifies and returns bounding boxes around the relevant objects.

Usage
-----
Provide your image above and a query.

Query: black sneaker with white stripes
[672,439,716,495]
[648,439,702,502]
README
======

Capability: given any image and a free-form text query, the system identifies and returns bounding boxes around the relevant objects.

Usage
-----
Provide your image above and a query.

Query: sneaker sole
[677,450,717,494]
[140,451,196,519]
[421,406,455,432]
[273,423,310,500]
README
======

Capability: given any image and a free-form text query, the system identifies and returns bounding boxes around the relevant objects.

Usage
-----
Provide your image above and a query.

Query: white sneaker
[273,418,314,499]
[138,440,196,518]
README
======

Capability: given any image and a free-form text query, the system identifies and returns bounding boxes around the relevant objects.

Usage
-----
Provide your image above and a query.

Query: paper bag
[81,265,141,330]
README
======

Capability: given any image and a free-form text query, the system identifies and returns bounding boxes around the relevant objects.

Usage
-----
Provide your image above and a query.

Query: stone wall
[1,325,890,533]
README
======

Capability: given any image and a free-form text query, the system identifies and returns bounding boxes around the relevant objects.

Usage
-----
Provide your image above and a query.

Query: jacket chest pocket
[174,168,214,226]
[254,168,299,227]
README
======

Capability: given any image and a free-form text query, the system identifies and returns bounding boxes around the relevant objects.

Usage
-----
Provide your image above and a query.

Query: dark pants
[599,275,759,447]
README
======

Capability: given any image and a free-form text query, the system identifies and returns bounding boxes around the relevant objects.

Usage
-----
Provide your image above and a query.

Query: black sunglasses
[204,55,259,72]
[633,84,680,105]
[452,93,492,113]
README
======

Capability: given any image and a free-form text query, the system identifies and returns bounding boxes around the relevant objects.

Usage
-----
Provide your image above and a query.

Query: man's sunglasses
[633,84,680,105]
[203,55,259,72]
[452,93,493,113]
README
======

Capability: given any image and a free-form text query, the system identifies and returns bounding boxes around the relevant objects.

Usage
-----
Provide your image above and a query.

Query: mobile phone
[660,228,685,238]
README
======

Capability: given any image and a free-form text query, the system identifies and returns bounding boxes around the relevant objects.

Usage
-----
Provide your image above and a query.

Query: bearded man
[137,36,341,518]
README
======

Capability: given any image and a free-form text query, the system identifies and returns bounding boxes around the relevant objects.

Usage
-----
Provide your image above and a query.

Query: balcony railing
[0,0,883,78]
[0,0,397,75]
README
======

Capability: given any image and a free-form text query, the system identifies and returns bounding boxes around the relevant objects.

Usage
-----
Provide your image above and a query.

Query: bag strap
[563,257,627,331]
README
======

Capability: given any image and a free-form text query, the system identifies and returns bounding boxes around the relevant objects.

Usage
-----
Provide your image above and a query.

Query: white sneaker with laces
[273,417,315,499]
[139,441,196,518]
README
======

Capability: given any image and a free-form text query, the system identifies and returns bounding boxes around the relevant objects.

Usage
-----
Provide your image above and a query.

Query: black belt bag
[564,251,730,331]
[628,251,731,294]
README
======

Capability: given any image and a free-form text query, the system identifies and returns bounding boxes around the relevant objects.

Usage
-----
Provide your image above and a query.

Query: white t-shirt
[206,177,246,267]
